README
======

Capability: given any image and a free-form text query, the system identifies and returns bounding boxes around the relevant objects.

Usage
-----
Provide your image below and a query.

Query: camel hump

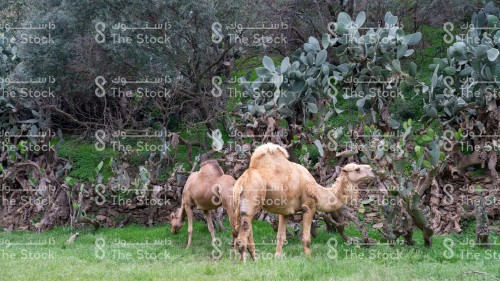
[199,159,224,177]
[250,143,289,167]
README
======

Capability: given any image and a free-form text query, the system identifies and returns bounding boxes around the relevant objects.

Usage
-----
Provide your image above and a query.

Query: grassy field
[0,220,499,281]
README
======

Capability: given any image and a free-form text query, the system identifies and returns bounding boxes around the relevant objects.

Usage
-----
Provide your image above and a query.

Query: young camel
[234,143,375,260]
[170,160,237,248]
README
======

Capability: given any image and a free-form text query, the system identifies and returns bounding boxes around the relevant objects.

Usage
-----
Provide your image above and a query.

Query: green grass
[469,167,489,178]
[57,139,118,182]
[417,25,448,68]
[56,130,208,183]
[1,221,498,280]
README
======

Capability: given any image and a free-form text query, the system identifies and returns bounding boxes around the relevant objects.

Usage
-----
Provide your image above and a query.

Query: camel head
[341,163,376,184]
[333,163,376,205]
[169,211,184,234]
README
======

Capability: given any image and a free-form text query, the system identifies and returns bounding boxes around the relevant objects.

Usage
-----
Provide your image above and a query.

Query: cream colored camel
[234,143,375,260]
[170,160,237,248]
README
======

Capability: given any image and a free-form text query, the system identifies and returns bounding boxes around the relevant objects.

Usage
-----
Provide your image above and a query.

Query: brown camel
[170,160,236,248]
[234,143,375,260]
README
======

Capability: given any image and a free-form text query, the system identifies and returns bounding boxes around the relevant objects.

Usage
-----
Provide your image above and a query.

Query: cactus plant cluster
[328,11,422,128]
[425,2,499,123]
[423,1,499,182]
[233,11,447,247]
[239,36,338,126]
[239,11,423,129]
[0,28,19,129]
[356,120,444,247]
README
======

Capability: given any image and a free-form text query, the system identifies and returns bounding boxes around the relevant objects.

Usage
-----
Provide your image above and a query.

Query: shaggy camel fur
[234,143,375,260]
[170,160,236,248]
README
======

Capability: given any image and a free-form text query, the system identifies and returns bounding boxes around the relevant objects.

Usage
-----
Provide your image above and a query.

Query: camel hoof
[239,253,246,262]
[274,253,283,259]
[303,247,312,257]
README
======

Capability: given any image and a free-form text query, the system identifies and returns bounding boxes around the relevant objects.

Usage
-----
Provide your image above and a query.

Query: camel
[233,143,375,260]
[170,160,237,248]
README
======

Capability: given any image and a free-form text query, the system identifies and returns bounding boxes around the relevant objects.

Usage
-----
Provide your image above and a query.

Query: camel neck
[315,174,355,212]
[177,207,186,221]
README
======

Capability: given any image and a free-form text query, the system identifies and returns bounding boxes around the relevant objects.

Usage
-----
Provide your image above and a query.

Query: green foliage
[470,167,489,178]
[390,92,424,121]
[330,11,422,126]
[0,28,22,129]
[417,25,448,67]
[57,140,117,182]
[9,0,261,134]
[239,36,339,125]
[423,1,500,125]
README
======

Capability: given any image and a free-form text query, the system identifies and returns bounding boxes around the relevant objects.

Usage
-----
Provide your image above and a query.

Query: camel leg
[235,185,264,261]
[185,205,194,248]
[247,228,256,261]
[236,213,256,262]
[275,214,289,258]
[214,207,227,232]
[223,201,238,247]
[301,206,315,257]
[204,210,217,243]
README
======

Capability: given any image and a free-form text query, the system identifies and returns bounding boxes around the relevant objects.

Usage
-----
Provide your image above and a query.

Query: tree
[16,0,258,134]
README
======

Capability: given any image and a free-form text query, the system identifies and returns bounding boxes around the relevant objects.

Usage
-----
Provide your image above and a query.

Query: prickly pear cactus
[329,11,422,127]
